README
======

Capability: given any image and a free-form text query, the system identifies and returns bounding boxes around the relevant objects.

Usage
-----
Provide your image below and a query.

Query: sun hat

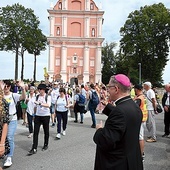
[114,74,131,87]
[143,81,152,87]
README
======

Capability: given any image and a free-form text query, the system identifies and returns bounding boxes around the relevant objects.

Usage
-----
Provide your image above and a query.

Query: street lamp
[138,63,141,84]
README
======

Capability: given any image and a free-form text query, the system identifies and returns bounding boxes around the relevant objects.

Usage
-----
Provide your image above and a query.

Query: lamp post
[138,63,141,84]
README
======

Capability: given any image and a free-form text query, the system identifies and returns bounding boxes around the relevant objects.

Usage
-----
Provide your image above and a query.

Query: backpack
[77,94,86,106]
[36,94,48,103]
[67,88,72,97]
[90,91,99,106]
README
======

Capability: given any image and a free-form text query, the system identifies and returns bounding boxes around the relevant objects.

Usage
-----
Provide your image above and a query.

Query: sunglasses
[38,88,44,90]
[5,85,10,88]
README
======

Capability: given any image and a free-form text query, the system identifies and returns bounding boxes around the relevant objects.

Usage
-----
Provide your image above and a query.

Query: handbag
[156,103,163,113]
[146,95,163,113]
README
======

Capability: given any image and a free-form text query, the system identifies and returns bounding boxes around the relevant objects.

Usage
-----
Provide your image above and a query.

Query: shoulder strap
[36,94,39,101]
[45,94,48,103]
[12,93,16,105]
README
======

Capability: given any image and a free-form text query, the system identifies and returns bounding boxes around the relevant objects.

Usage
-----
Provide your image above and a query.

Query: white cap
[53,82,58,85]
[143,81,152,87]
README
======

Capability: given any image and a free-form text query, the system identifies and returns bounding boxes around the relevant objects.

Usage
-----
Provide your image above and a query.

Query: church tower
[47,0,104,85]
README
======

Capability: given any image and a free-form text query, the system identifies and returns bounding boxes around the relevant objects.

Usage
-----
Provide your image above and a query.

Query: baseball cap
[143,81,152,87]
[134,84,143,90]
[114,74,131,87]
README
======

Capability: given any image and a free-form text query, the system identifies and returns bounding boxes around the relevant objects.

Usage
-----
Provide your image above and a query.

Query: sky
[0,0,170,83]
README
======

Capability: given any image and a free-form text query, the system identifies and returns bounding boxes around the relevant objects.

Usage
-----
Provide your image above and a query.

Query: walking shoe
[80,121,83,124]
[62,131,66,136]
[28,148,37,155]
[51,123,55,128]
[56,133,61,139]
[162,134,169,138]
[27,133,33,138]
[4,157,12,167]
[91,125,96,128]
[147,136,152,139]
[74,120,78,123]
[146,138,156,143]
[42,145,48,151]
[142,152,145,162]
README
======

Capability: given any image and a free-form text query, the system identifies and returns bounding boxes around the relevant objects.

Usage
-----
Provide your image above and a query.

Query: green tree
[101,42,117,84]
[26,28,47,82]
[119,3,170,84]
[0,3,40,80]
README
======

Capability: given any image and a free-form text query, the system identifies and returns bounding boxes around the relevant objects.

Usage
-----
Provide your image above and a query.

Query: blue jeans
[7,120,17,157]
[89,107,97,126]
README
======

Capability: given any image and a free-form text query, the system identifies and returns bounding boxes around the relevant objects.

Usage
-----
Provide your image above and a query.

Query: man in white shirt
[49,82,59,127]
[143,81,157,143]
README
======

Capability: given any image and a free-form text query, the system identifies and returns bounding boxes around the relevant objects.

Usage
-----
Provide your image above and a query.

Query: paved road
[1,111,170,170]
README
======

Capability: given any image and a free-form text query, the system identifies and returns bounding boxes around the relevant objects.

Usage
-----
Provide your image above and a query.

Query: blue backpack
[77,94,86,106]
[89,91,99,106]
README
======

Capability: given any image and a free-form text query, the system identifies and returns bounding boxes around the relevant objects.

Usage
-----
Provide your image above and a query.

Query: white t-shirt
[4,92,20,121]
[81,88,87,98]
[51,88,59,104]
[35,94,51,116]
[26,94,36,115]
[56,96,68,112]
[146,89,156,110]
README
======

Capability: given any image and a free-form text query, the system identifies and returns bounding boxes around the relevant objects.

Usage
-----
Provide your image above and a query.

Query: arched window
[92,28,95,37]
[59,2,62,9]
[90,3,94,10]
[57,27,60,35]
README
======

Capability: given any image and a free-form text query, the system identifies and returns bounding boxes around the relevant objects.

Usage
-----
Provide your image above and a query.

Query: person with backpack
[73,88,86,124]
[28,84,51,155]
[88,84,99,128]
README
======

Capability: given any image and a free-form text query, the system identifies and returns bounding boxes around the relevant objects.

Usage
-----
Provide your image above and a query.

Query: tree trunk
[15,48,19,80]
[21,47,24,80]
[33,54,37,82]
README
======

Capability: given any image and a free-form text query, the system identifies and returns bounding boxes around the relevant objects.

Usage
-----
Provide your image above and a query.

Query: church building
[47,0,104,85]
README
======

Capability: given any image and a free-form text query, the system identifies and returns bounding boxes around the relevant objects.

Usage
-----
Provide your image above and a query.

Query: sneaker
[162,134,169,138]
[146,138,157,143]
[62,131,66,136]
[27,133,33,138]
[51,123,55,128]
[4,157,12,167]
[56,133,61,139]
[74,120,78,123]
[91,125,96,128]
[80,121,83,124]
[142,152,145,162]
[147,136,152,139]
[28,148,37,155]
[42,145,48,151]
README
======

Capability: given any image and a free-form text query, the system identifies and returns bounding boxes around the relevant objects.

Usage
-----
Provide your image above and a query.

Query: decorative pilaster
[62,16,67,37]
[85,0,90,11]
[83,46,89,83]
[60,44,67,82]
[98,17,102,37]
[62,0,67,10]
[49,16,54,36]
[84,17,89,37]
[95,46,102,83]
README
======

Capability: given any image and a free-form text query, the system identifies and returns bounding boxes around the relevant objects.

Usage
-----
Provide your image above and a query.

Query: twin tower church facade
[47,0,104,85]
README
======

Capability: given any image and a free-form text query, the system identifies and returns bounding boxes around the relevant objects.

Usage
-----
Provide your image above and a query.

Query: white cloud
[0,0,170,83]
